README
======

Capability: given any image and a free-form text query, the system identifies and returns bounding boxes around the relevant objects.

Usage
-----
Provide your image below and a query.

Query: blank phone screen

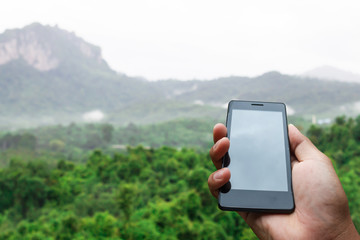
[229,109,288,192]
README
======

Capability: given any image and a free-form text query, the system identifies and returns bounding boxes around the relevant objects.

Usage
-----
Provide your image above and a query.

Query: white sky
[0,0,359,80]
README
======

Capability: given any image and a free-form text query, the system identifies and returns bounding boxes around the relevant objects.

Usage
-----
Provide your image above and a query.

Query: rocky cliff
[0,23,105,71]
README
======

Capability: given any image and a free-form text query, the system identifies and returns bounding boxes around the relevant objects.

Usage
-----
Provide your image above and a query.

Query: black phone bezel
[218,100,295,213]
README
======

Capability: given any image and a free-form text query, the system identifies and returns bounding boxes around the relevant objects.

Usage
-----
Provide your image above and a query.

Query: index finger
[213,123,227,143]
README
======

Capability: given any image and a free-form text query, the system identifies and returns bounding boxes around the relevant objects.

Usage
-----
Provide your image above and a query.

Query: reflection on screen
[229,109,288,191]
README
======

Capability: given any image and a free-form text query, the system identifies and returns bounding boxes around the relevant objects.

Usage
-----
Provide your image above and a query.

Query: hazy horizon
[1,0,360,80]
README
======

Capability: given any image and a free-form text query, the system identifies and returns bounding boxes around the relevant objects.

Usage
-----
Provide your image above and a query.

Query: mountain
[0,23,164,127]
[2,23,360,129]
[153,71,360,116]
[303,66,360,83]
[0,22,108,71]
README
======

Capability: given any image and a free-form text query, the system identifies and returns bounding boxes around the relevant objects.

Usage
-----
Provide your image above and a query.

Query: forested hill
[152,71,360,115]
[0,116,360,239]
[0,23,161,119]
[2,23,360,129]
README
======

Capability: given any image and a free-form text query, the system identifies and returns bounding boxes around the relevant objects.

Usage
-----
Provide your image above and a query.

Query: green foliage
[0,119,216,166]
[0,146,250,239]
[0,133,37,150]
[307,116,360,231]
[0,115,360,238]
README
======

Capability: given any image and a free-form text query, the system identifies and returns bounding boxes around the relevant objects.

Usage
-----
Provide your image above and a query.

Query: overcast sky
[0,0,359,80]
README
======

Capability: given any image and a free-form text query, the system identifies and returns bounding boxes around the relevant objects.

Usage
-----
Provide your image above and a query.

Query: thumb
[288,124,325,162]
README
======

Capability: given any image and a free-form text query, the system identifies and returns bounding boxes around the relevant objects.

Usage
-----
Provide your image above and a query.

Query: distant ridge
[2,23,360,129]
[303,66,360,83]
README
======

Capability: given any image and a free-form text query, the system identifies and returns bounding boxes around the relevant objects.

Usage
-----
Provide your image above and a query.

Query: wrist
[334,220,359,240]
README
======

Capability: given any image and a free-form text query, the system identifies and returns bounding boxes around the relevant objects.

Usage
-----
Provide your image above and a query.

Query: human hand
[208,123,359,240]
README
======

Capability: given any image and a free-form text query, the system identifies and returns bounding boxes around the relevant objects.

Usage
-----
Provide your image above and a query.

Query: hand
[208,123,359,240]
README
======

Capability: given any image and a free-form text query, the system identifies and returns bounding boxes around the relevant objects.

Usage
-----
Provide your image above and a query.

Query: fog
[1,0,360,80]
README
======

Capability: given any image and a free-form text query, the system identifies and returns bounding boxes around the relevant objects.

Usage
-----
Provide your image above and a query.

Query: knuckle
[209,146,214,156]
[207,173,213,185]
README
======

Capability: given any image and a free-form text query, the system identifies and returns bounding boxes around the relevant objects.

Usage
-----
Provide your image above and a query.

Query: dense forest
[0,116,359,239]
[0,119,216,168]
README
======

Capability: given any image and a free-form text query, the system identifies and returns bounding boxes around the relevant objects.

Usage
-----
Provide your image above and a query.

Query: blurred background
[0,1,360,239]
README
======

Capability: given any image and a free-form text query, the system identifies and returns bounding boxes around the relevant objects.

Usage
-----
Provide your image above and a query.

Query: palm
[242,155,350,239]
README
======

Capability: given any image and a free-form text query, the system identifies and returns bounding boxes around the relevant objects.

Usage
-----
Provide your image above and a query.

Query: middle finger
[209,137,230,169]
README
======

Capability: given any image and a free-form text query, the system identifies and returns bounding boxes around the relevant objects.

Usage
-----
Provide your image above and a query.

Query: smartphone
[218,100,294,213]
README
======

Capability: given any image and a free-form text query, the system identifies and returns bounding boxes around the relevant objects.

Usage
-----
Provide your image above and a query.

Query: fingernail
[214,169,224,180]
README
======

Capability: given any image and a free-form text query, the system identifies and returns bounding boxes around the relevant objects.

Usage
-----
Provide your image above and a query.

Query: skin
[208,123,360,240]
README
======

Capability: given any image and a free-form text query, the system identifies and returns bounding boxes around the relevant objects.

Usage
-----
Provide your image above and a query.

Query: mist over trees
[2,24,360,130]
[0,117,359,239]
